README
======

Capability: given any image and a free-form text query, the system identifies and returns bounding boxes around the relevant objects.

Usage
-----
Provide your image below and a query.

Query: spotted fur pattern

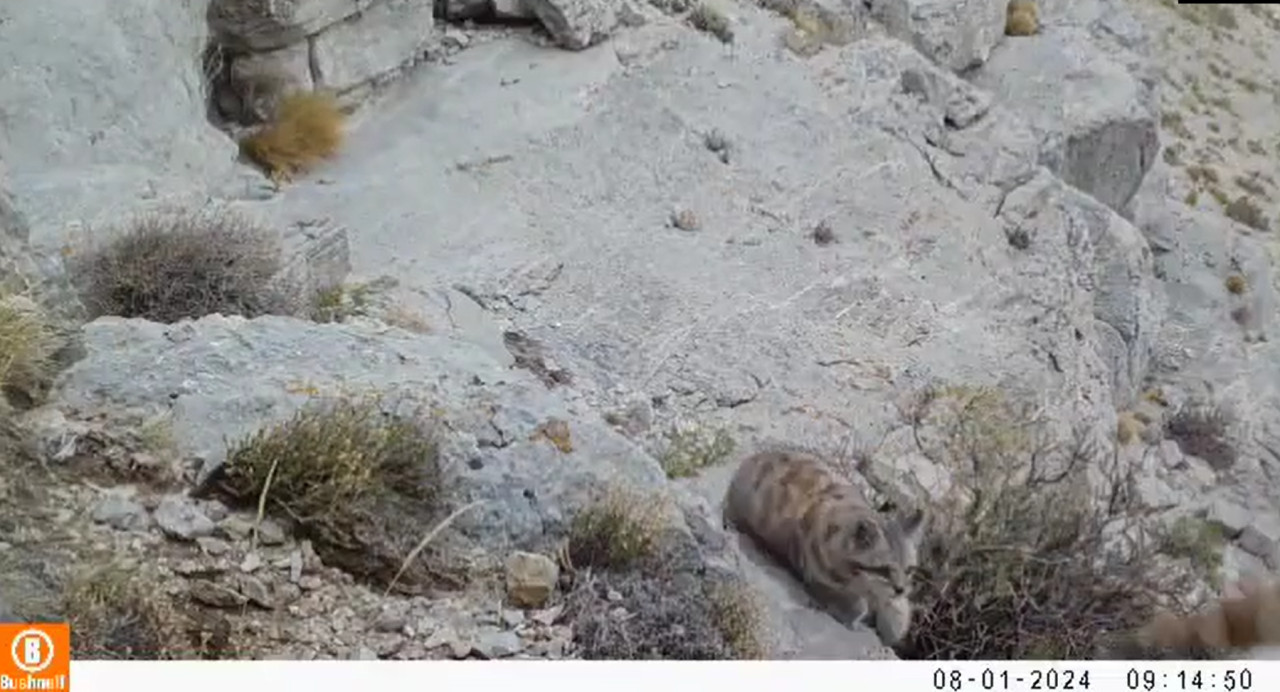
[722,448,926,646]
[1134,578,1280,656]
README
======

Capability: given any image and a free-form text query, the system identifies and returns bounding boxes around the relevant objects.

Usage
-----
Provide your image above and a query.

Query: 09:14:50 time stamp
[929,666,1255,692]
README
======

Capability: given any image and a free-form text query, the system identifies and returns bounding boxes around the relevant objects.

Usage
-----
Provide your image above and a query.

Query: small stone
[240,552,263,573]
[189,579,248,608]
[196,536,231,556]
[298,576,323,591]
[234,574,274,608]
[609,606,629,620]
[153,495,215,541]
[374,612,408,633]
[91,492,151,531]
[173,559,226,578]
[474,630,522,659]
[274,582,303,605]
[501,610,525,628]
[1205,499,1252,538]
[198,499,230,523]
[256,519,288,546]
[504,551,559,608]
[422,626,455,650]
[216,515,254,540]
[530,606,562,626]
[606,589,623,602]
[289,550,304,583]
[671,209,700,231]
[353,647,378,660]
[448,639,473,659]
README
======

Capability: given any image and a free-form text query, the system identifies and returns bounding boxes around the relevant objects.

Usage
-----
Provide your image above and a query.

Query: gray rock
[0,0,239,236]
[504,551,559,608]
[444,0,495,19]
[525,0,621,50]
[209,0,376,51]
[474,629,523,658]
[492,0,537,20]
[869,0,1007,72]
[222,43,315,124]
[153,495,217,541]
[971,12,1159,215]
[90,491,152,532]
[312,0,436,96]
[256,518,289,546]
[189,579,249,608]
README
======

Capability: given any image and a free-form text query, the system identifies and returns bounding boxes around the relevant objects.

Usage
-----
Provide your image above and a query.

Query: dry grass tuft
[74,209,295,323]
[0,294,57,407]
[689,2,735,44]
[1005,0,1039,37]
[1224,273,1248,295]
[205,396,456,593]
[1224,196,1270,232]
[566,489,666,571]
[898,385,1193,660]
[239,90,345,184]
[61,562,184,660]
[707,581,767,659]
[1164,402,1237,470]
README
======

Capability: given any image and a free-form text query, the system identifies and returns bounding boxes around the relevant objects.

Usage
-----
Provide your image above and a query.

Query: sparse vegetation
[1224,273,1247,295]
[0,293,57,407]
[239,90,345,184]
[1116,411,1143,446]
[760,0,855,57]
[61,562,184,659]
[310,282,376,323]
[689,2,735,44]
[898,385,1196,660]
[1005,0,1039,37]
[74,209,296,323]
[204,396,455,593]
[1164,402,1238,470]
[1224,195,1270,231]
[659,423,736,478]
[565,488,666,571]
[1156,516,1224,588]
[566,570,763,659]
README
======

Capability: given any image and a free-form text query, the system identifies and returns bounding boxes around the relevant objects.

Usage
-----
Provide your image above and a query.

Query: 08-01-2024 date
[929,666,1256,692]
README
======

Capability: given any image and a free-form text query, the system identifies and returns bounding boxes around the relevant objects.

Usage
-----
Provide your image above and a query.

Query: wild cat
[1131,576,1280,657]
[722,448,926,647]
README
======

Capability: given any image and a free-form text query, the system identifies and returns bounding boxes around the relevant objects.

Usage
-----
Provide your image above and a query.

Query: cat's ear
[899,508,926,542]
[852,519,882,550]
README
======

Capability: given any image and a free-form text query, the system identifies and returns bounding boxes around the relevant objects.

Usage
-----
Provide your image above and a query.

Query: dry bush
[566,569,765,659]
[1224,196,1270,232]
[239,90,345,184]
[898,386,1194,660]
[1164,402,1237,471]
[1005,0,1039,37]
[0,294,57,407]
[74,209,295,323]
[565,489,666,571]
[1224,274,1248,295]
[61,563,184,659]
[202,396,457,593]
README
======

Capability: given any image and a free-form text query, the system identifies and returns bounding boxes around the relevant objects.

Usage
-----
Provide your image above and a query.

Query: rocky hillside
[1,0,1278,660]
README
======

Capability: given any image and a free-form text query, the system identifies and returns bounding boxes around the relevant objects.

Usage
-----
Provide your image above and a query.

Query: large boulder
[868,0,1008,73]
[0,0,240,237]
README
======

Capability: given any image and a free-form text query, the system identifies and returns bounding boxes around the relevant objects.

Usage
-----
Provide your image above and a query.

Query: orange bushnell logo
[0,624,69,691]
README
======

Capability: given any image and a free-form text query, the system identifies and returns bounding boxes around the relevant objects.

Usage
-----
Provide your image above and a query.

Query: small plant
[61,562,182,660]
[689,2,735,44]
[75,209,294,323]
[1157,516,1224,587]
[1224,196,1270,232]
[708,581,767,659]
[761,0,855,57]
[207,396,452,592]
[1116,411,1143,446]
[659,423,736,478]
[566,489,665,571]
[310,282,375,323]
[0,294,56,407]
[1005,0,1039,37]
[900,385,1193,660]
[239,90,345,184]
[1224,274,1248,295]
[1164,403,1237,470]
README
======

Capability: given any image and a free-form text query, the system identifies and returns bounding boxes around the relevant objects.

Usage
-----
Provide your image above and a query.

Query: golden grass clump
[239,90,345,184]
[1224,273,1247,295]
[1005,0,1039,37]
[0,294,56,406]
[659,423,736,478]
[207,396,451,593]
[74,209,293,323]
[566,489,666,571]
[708,582,767,659]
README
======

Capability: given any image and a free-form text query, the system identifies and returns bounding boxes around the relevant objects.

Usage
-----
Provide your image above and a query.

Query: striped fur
[722,448,926,646]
